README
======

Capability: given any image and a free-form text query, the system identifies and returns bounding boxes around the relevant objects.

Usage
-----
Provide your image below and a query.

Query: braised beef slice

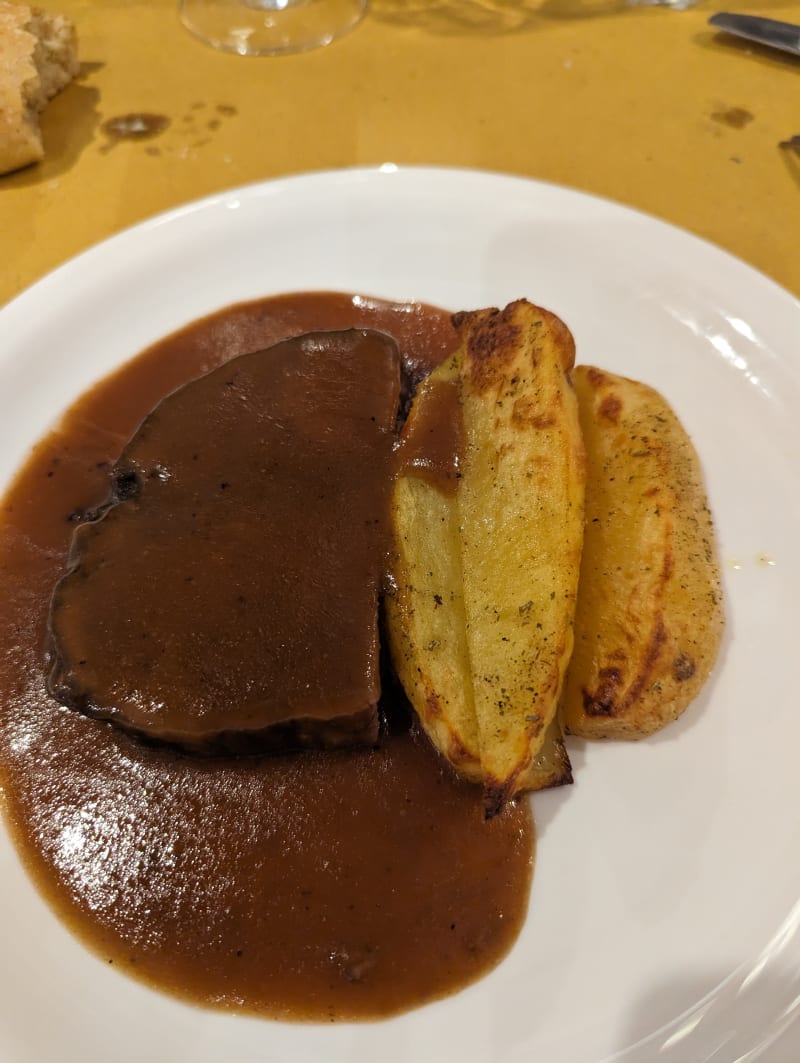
[47,329,401,753]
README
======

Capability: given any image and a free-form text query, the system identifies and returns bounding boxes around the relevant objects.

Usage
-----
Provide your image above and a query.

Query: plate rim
[3,164,799,321]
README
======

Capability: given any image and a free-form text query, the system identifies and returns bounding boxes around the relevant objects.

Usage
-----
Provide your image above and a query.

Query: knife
[708,13,800,57]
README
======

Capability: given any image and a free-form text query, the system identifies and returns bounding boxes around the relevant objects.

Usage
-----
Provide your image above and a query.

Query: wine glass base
[180,0,367,56]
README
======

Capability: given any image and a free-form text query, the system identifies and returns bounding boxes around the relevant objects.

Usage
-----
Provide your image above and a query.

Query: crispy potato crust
[456,303,584,812]
[386,301,583,814]
[561,366,724,739]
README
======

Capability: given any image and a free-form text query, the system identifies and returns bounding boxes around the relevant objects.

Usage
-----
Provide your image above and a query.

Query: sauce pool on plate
[0,292,534,1021]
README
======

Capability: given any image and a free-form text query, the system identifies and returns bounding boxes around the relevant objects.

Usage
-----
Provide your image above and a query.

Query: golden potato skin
[561,366,724,740]
[385,305,578,805]
[455,302,585,813]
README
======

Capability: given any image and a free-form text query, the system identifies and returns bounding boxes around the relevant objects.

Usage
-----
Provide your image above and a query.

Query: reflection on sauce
[0,292,534,1021]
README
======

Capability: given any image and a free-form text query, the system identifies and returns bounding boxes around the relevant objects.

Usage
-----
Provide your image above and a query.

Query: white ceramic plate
[2,167,800,1063]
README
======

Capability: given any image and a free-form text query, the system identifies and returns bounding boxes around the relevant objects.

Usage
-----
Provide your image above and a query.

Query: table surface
[2,0,799,306]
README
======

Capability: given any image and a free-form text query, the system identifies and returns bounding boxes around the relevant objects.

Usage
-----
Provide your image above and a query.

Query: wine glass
[179,0,368,56]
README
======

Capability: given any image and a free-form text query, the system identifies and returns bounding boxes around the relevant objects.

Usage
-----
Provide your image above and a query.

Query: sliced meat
[47,329,401,753]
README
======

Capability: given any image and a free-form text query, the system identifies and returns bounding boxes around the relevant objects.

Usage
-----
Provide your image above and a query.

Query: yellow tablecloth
[2,0,799,306]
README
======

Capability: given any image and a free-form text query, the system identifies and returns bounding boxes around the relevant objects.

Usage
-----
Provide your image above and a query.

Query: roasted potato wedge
[561,366,724,739]
[456,302,585,813]
[386,301,583,814]
[385,353,483,781]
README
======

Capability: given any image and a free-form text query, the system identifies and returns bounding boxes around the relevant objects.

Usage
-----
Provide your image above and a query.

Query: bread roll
[0,2,78,175]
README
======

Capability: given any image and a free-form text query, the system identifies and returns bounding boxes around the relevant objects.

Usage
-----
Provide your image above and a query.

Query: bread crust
[0,2,78,174]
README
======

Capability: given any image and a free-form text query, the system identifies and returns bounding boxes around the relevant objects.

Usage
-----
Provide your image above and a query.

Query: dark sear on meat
[47,329,401,754]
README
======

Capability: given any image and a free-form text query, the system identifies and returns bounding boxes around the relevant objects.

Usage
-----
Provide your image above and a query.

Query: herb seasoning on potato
[387,300,586,816]
[560,366,724,739]
[387,301,723,814]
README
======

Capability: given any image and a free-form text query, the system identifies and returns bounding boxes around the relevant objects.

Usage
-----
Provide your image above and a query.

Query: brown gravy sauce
[48,329,402,751]
[0,292,534,1021]
[397,374,464,494]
